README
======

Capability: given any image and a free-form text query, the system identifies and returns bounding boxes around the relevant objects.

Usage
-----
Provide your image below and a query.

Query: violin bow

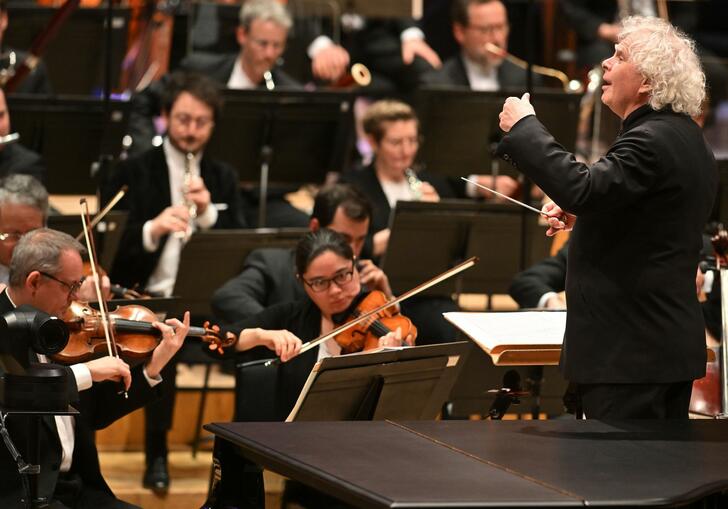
[80,198,128,398]
[75,186,128,243]
[264,256,479,366]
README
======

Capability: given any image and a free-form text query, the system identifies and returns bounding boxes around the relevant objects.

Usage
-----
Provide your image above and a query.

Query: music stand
[47,211,128,270]
[205,90,355,226]
[4,6,130,95]
[7,95,130,194]
[288,342,470,422]
[171,228,307,319]
[380,200,550,297]
[414,87,582,177]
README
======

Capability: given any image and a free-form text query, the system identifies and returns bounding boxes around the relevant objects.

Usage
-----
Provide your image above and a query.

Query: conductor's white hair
[619,16,705,117]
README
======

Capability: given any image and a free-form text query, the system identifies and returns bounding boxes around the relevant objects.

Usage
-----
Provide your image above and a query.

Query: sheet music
[443,311,565,352]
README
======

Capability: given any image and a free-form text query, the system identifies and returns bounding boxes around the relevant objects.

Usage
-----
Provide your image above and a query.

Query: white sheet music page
[443,311,565,353]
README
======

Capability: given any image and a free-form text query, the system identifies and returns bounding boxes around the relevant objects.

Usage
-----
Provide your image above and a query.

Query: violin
[334,291,417,354]
[53,301,235,365]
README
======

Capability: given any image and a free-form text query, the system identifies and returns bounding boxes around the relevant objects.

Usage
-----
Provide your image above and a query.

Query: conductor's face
[601,40,650,119]
[165,92,215,155]
[237,19,287,84]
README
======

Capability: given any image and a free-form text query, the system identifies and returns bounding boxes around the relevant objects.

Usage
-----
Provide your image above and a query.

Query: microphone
[488,369,525,420]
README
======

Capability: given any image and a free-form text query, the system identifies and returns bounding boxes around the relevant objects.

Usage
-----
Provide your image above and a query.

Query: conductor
[496,16,718,419]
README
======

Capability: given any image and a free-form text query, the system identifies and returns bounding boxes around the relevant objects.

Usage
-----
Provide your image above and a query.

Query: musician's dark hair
[451,0,502,27]
[161,71,224,120]
[295,229,354,277]
[311,184,371,228]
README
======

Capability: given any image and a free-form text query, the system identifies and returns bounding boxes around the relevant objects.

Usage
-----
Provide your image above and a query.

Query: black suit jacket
[0,143,46,184]
[2,49,52,95]
[212,248,303,324]
[424,54,537,91]
[509,244,568,309]
[497,105,718,384]
[102,146,247,290]
[0,292,160,508]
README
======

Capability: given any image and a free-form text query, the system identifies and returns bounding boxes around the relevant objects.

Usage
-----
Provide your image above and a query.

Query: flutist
[496,16,717,420]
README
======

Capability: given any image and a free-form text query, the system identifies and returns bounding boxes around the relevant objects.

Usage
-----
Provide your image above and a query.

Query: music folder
[286,342,469,422]
[444,311,565,366]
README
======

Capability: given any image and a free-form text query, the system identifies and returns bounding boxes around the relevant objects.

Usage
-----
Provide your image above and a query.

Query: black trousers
[577,381,694,419]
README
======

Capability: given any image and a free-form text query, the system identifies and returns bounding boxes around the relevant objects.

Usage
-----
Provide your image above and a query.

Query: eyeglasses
[466,22,509,36]
[249,37,285,52]
[171,113,214,130]
[0,231,24,241]
[39,271,84,298]
[302,265,355,293]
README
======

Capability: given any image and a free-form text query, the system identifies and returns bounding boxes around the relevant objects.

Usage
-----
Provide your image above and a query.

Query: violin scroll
[196,321,238,355]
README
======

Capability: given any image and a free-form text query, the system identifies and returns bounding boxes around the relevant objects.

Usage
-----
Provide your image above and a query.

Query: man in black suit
[129,0,299,155]
[0,89,45,183]
[424,0,531,91]
[212,183,391,323]
[497,16,718,419]
[0,228,188,508]
[101,71,245,492]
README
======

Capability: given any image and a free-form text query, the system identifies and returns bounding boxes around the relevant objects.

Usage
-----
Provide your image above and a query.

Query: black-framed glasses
[302,265,355,293]
[39,271,83,297]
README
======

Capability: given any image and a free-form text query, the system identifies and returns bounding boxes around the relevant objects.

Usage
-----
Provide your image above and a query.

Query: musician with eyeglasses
[424,0,537,91]
[100,71,246,493]
[0,174,112,300]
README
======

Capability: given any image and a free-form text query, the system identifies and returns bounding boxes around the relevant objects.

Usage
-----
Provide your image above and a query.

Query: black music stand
[287,342,470,422]
[414,87,582,177]
[171,228,307,319]
[4,6,130,95]
[47,211,128,270]
[380,200,550,297]
[205,90,355,227]
[7,95,130,194]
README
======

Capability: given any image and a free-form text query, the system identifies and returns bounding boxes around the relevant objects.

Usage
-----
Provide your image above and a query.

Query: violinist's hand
[145,311,190,379]
[150,205,190,240]
[542,201,576,237]
[357,259,393,298]
[311,44,350,82]
[77,273,111,302]
[185,176,211,215]
[85,356,132,391]
[401,38,442,68]
[237,328,302,362]
[420,182,440,203]
[499,93,535,133]
[378,327,414,348]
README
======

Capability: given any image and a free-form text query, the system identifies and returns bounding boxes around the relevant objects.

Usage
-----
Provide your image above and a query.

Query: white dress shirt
[462,53,500,92]
[227,57,256,90]
[143,138,218,297]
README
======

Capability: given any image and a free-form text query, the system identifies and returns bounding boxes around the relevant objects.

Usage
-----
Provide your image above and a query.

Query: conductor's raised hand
[541,201,577,237]
[499,93,535,132]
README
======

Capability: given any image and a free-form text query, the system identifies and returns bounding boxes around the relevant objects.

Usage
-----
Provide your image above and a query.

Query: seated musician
[0,228,189,509]
[127,0,307,227]
[0,0,52,95]
[212,183,454,345]
[214,228,411,509]
[0,89,45,183]
[101,71,246,493]
[340,99,521,259]
[0,174,109,298]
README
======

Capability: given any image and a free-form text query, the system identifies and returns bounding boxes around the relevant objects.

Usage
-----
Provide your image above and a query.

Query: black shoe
[143,456,170,494]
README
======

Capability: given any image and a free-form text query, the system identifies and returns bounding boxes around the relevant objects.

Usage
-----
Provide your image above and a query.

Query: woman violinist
[228,228,415,421]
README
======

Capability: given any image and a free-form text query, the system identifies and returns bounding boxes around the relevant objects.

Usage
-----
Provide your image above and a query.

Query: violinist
[0,228,189,509]
[101,71,245,492]
[0,174,110,299]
